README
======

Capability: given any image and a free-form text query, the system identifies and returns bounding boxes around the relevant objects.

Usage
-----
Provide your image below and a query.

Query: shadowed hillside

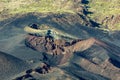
[0,51,28,80]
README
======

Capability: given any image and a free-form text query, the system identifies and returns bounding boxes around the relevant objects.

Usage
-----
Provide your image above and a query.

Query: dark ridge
[109,58,120,68]
[0,12,92,31]
[80,0,100,28]
[29,23,39,29]
[80,0,93,15]
[81,0,89,4]
[89,20,100,27]
[83,9,93,15]
[77,13,87,20]
[77,13,91,26]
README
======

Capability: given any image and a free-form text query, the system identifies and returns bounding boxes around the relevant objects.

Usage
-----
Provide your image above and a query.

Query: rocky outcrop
[24,34,120,80]
[25,34,120,66]
[25,35,81,66]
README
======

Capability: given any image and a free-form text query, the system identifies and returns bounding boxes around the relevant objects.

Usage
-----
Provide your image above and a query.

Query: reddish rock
[25,34,120,67]
[25,35,82,65]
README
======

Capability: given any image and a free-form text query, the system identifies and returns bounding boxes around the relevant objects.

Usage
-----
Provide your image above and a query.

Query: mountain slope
[88,0,120,30]
[0,0,85,21]
[16,34,120,80]
[0,51,28,80]
[0,0,120,80]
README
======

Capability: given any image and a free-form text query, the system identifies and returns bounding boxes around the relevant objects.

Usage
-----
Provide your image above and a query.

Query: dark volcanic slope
[0,13,120,80]
[0,13,111,60]
[64,38,120,80]
[0,51,28,80]
[25,35,120,80]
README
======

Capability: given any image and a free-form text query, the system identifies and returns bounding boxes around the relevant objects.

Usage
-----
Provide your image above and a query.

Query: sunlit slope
[0,0,86,21]
[88,0,120,30]
[0,0,78,14]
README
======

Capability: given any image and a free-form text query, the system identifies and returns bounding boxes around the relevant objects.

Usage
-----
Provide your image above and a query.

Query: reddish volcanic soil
[23,34,120,80]
[25,35,110,66]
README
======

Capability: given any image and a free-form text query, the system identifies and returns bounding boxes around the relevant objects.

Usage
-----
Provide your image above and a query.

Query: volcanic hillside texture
[0,0,120,80]
[12,33,120,80]
[0,51,28,80]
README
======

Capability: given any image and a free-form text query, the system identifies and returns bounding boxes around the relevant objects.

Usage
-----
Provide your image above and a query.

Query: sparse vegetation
[0,0,83,21]
[87,0,120,30]
[1,0,120,31]
[0,0,76,14]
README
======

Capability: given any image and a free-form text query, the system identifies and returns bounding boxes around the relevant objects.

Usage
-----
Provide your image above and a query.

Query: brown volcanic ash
[0,51,28,80]
[23,35,120,80]
[25,35,120,66]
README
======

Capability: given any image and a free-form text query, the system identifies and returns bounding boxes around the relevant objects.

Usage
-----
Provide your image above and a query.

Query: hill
[0,0,120,80]
[0,0,84,21]
[0,12,119,79]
